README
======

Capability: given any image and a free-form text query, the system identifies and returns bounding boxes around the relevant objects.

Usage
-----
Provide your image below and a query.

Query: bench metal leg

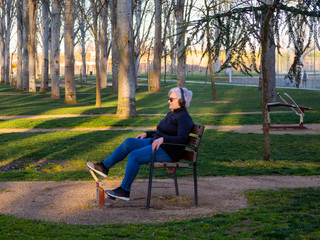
[173,170,179,196]
[193,162,198,206]
[146,150,155,209]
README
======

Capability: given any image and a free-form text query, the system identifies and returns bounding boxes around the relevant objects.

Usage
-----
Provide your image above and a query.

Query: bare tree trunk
[168,15,176,76]
[261,0,280,161]
[134,0,141,90]
[16,0,23,89]
[40,0,49,92]
[51,0,60,99]
[110,0,119,92]
[260,0,276,102]
[0,3,5,85]
[28,0,38,92]
[5,0,12,85]
[78,0,87,79]
[100,0,108,89]
[64,0,77,104]
[152,0,161,92]
[22,0,29,90]
[205,3,216,101]
[116,0,136,118]
[175,0,186,87]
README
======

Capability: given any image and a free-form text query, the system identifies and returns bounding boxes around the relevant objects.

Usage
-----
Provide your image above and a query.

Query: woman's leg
[102,138,151,169]
[120,145,172,192]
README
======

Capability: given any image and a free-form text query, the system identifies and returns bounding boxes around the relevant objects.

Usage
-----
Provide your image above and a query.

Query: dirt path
[1,176,320,225]
[0,124,319,135]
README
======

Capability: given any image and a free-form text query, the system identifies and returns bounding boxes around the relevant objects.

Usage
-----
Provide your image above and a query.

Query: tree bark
[152,0,161,92]
[175,0,186,87]
[40,0,49,92]
[100,0,108,89]
[261,0,280,161]
[0,3,5,85]
[16,0,23,89]
[51,0,61,99]
[168,15,176,76]
[28,0,38,92]
[116,0,136,118]
[110,0,118,92]
[5,0,12,85]
[260,0,276,102]
[22,0,29,90]
[64,0,77,104]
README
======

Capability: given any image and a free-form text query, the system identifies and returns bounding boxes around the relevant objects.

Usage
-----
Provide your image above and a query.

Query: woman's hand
[136,133,147,139]
[152,137,164,150]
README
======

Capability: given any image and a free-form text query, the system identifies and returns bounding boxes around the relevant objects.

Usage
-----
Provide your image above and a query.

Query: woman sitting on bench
[86,87,194,201]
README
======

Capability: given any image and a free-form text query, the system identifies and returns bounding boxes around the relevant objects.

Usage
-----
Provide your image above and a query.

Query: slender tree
[0,2,5,85]
[16,0,23,89]
[40,0,50,92]
[22,0,29,90]
[5,0,15,85]
[64,0,77,104]
[51,0,61,99]
[100,0,108,89]
[152,0,162,92]
[28,0,39,92]
[116,0,136,118]
[110,0,119,92]
[175,0,186,87]
[261,0,280,161]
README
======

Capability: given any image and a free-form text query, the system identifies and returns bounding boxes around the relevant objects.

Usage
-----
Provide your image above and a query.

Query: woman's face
[168,91,180,111]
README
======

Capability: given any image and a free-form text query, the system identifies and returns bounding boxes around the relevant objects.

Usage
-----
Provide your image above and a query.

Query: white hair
[168,87,193,108]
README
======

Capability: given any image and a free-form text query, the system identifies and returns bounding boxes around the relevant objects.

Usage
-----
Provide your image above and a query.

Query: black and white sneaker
[106,187,130,201]
[86,162,109,178]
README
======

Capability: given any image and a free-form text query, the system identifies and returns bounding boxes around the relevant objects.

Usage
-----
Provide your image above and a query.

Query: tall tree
[261,0,276,102]
[75,0,90,79]
[175,0,186,87]
[51,0,61,99]
[22,0,29,90]
[100,0,109,89]
[0,2,5,85]
[116,0,136,118]
[5,0,15,85]
[28,0,39,92]
[16,0,23,89]
[261,0,280,161]
[110,0,119,92]
[152,0,162,92]
[40,0,50,92]
[64,0,77,104]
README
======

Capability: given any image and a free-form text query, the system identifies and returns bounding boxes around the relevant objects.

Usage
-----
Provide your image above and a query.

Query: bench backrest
[183,124,205,163]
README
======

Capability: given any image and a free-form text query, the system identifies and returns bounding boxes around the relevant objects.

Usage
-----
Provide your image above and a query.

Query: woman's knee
[121,138,136,151]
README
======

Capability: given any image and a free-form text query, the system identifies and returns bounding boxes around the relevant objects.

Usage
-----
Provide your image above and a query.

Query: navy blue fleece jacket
[145,107,194,162]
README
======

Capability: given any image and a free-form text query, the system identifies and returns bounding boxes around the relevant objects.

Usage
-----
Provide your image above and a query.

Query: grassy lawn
[1,187,319,239]
[0,82,319,238]
[0,82,319,115]
[0,130,320,181]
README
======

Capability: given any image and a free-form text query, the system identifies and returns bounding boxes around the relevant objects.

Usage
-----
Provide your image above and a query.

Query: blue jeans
[102,138,172,192]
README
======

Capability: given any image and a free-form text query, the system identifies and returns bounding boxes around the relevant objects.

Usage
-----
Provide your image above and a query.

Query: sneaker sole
[86,162,108,178]
[106,190,130,201]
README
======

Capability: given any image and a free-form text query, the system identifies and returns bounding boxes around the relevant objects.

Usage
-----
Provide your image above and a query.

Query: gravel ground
[1,176,320,225]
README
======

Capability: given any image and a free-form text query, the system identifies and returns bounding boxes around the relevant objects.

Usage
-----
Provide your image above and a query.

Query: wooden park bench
[146,124,205,208]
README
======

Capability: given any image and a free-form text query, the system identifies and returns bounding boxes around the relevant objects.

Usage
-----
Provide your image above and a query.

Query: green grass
[1,187,320,239]
[1,111,320,129]
[0,82,319,116]
[1,130,320,181]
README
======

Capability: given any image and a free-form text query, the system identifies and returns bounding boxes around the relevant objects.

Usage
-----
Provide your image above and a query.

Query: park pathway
[1,113,319,134]
[1,175,320,224]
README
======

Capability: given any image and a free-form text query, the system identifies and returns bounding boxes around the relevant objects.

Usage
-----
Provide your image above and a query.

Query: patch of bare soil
[1,176,320,225]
